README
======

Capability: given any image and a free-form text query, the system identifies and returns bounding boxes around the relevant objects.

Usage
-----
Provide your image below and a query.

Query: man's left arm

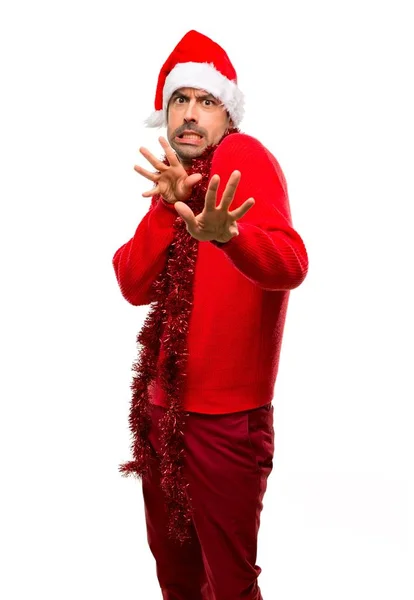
[209,134,309,291]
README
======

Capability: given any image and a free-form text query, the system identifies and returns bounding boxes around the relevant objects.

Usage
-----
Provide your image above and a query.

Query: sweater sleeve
[112,196,178,305]
[209,134,309,291]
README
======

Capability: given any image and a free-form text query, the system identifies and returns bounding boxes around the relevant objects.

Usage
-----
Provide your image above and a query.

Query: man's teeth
[181,134,201,139]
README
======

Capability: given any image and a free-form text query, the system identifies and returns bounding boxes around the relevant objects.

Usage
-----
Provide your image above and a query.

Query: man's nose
[183,100,198,123]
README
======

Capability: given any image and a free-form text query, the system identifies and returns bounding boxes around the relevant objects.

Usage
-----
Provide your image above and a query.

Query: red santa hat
[145,30,244,128]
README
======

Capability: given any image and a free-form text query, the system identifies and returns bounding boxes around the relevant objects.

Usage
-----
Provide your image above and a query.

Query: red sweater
[113,133,308,414]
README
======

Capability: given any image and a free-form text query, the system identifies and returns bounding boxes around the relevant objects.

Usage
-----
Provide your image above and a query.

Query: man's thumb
[186,173,202,188]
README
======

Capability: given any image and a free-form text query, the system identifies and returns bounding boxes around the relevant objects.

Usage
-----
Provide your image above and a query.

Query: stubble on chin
[169,140,207,164]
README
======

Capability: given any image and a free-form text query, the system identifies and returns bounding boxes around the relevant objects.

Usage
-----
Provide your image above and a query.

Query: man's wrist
[211,232,240,246]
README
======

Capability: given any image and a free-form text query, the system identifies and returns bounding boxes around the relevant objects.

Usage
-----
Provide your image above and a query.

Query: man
[112,30,308,600]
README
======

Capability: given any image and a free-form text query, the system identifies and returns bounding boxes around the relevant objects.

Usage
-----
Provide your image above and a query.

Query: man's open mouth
[176,131,204,144]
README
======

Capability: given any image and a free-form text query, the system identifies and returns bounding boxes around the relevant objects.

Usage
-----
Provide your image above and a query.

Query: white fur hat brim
[144,61,244,128]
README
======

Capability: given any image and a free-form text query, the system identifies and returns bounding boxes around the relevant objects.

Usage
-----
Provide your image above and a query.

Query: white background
[1,1,413,598]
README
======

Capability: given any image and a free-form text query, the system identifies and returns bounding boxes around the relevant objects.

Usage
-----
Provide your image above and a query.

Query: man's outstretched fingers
[139,146,168,171]
[229,198,255,220]
[204,175,220,211]
[158,136,180,166]
[134,164,160,182]
[174,201,198,231]
[185,173,203,189]
[219,171,241,210]
[142,186,160,198]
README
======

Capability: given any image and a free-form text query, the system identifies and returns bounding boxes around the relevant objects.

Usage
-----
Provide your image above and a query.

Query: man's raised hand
[134,136,202,204]
[174,170,255,243]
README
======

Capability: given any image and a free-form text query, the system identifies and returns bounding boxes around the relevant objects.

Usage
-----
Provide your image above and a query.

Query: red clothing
[112,133,308,414]
[141,402,274,597]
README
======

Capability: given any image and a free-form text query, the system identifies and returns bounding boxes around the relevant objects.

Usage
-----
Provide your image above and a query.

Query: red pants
[141,402,275,600]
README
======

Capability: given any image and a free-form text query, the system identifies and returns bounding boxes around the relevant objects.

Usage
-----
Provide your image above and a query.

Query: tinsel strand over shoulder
[118,128,239,545]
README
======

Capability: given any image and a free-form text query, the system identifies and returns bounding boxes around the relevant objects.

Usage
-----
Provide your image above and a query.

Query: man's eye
[203,99,213,106]
[175,97,186,103]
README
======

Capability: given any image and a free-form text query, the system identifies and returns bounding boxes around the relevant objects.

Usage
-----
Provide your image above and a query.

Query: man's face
[166,87,232,167]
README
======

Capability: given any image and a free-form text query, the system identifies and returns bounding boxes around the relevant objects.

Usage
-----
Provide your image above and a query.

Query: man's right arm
[112,196,177,306]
